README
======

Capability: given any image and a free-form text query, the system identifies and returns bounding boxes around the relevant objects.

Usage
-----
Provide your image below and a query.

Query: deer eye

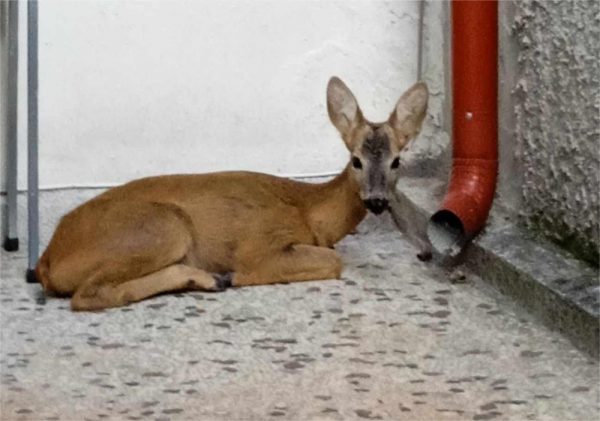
[391,157,400,169]
[352,156,363,169]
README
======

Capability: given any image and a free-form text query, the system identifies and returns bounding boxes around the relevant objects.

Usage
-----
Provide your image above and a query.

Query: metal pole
[3,0,19,252]
[417,0,425,81]
[26,0,39,282]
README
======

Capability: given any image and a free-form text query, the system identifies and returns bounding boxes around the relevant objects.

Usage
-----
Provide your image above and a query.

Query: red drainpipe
[427,0,498,256]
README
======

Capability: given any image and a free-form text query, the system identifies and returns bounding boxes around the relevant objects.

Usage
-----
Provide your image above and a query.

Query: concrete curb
[391,176,600,357]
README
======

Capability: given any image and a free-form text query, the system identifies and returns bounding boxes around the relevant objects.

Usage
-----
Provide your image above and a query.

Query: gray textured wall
[510,0,599,265]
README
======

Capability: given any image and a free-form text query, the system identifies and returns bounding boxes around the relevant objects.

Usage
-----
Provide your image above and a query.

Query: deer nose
[363,198,389,215]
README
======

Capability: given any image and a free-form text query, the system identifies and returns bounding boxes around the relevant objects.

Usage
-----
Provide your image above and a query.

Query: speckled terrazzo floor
[1,215,599,421]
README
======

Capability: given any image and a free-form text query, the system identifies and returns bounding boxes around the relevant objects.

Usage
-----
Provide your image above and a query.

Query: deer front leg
[233,245,343,287]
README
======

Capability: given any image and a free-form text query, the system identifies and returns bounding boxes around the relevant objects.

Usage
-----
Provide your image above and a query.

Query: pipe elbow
[428,159,497,256]
[442,158,498,231]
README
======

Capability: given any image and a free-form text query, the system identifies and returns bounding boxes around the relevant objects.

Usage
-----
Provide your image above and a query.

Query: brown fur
[37,77,427,311]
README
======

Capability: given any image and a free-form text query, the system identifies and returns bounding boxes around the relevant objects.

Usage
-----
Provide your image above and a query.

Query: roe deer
[35,77,428,311]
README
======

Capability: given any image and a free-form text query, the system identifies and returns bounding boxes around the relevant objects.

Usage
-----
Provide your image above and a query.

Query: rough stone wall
[512,0,599,265]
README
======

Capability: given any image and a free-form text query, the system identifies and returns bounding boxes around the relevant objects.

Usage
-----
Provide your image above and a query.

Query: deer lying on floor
[35,77,428,311]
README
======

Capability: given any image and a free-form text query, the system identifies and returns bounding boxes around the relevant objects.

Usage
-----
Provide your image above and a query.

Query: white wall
[1,0,419,191]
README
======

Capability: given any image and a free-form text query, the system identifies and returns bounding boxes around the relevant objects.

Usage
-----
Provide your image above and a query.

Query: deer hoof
[213,272,233,291]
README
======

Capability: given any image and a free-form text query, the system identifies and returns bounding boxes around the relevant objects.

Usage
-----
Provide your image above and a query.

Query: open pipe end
[427,210,466,258]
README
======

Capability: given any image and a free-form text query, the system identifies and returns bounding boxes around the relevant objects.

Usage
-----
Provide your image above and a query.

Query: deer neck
[305,165,367,247]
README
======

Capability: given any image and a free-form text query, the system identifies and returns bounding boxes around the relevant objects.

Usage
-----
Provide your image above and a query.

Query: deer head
[327,76,428,214]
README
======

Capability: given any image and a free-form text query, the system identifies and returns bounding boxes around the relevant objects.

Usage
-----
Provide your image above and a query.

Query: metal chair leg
[3,0,19,252]
[26,0,39,283]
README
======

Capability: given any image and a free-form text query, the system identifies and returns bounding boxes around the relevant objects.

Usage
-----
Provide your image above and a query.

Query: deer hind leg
[41,200,225,311]
[233,244,343,287]
[71,264,227,311]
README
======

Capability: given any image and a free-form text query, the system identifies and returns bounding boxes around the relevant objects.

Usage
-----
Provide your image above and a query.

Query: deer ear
[388,82,428,148]
[327,77,364,146]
